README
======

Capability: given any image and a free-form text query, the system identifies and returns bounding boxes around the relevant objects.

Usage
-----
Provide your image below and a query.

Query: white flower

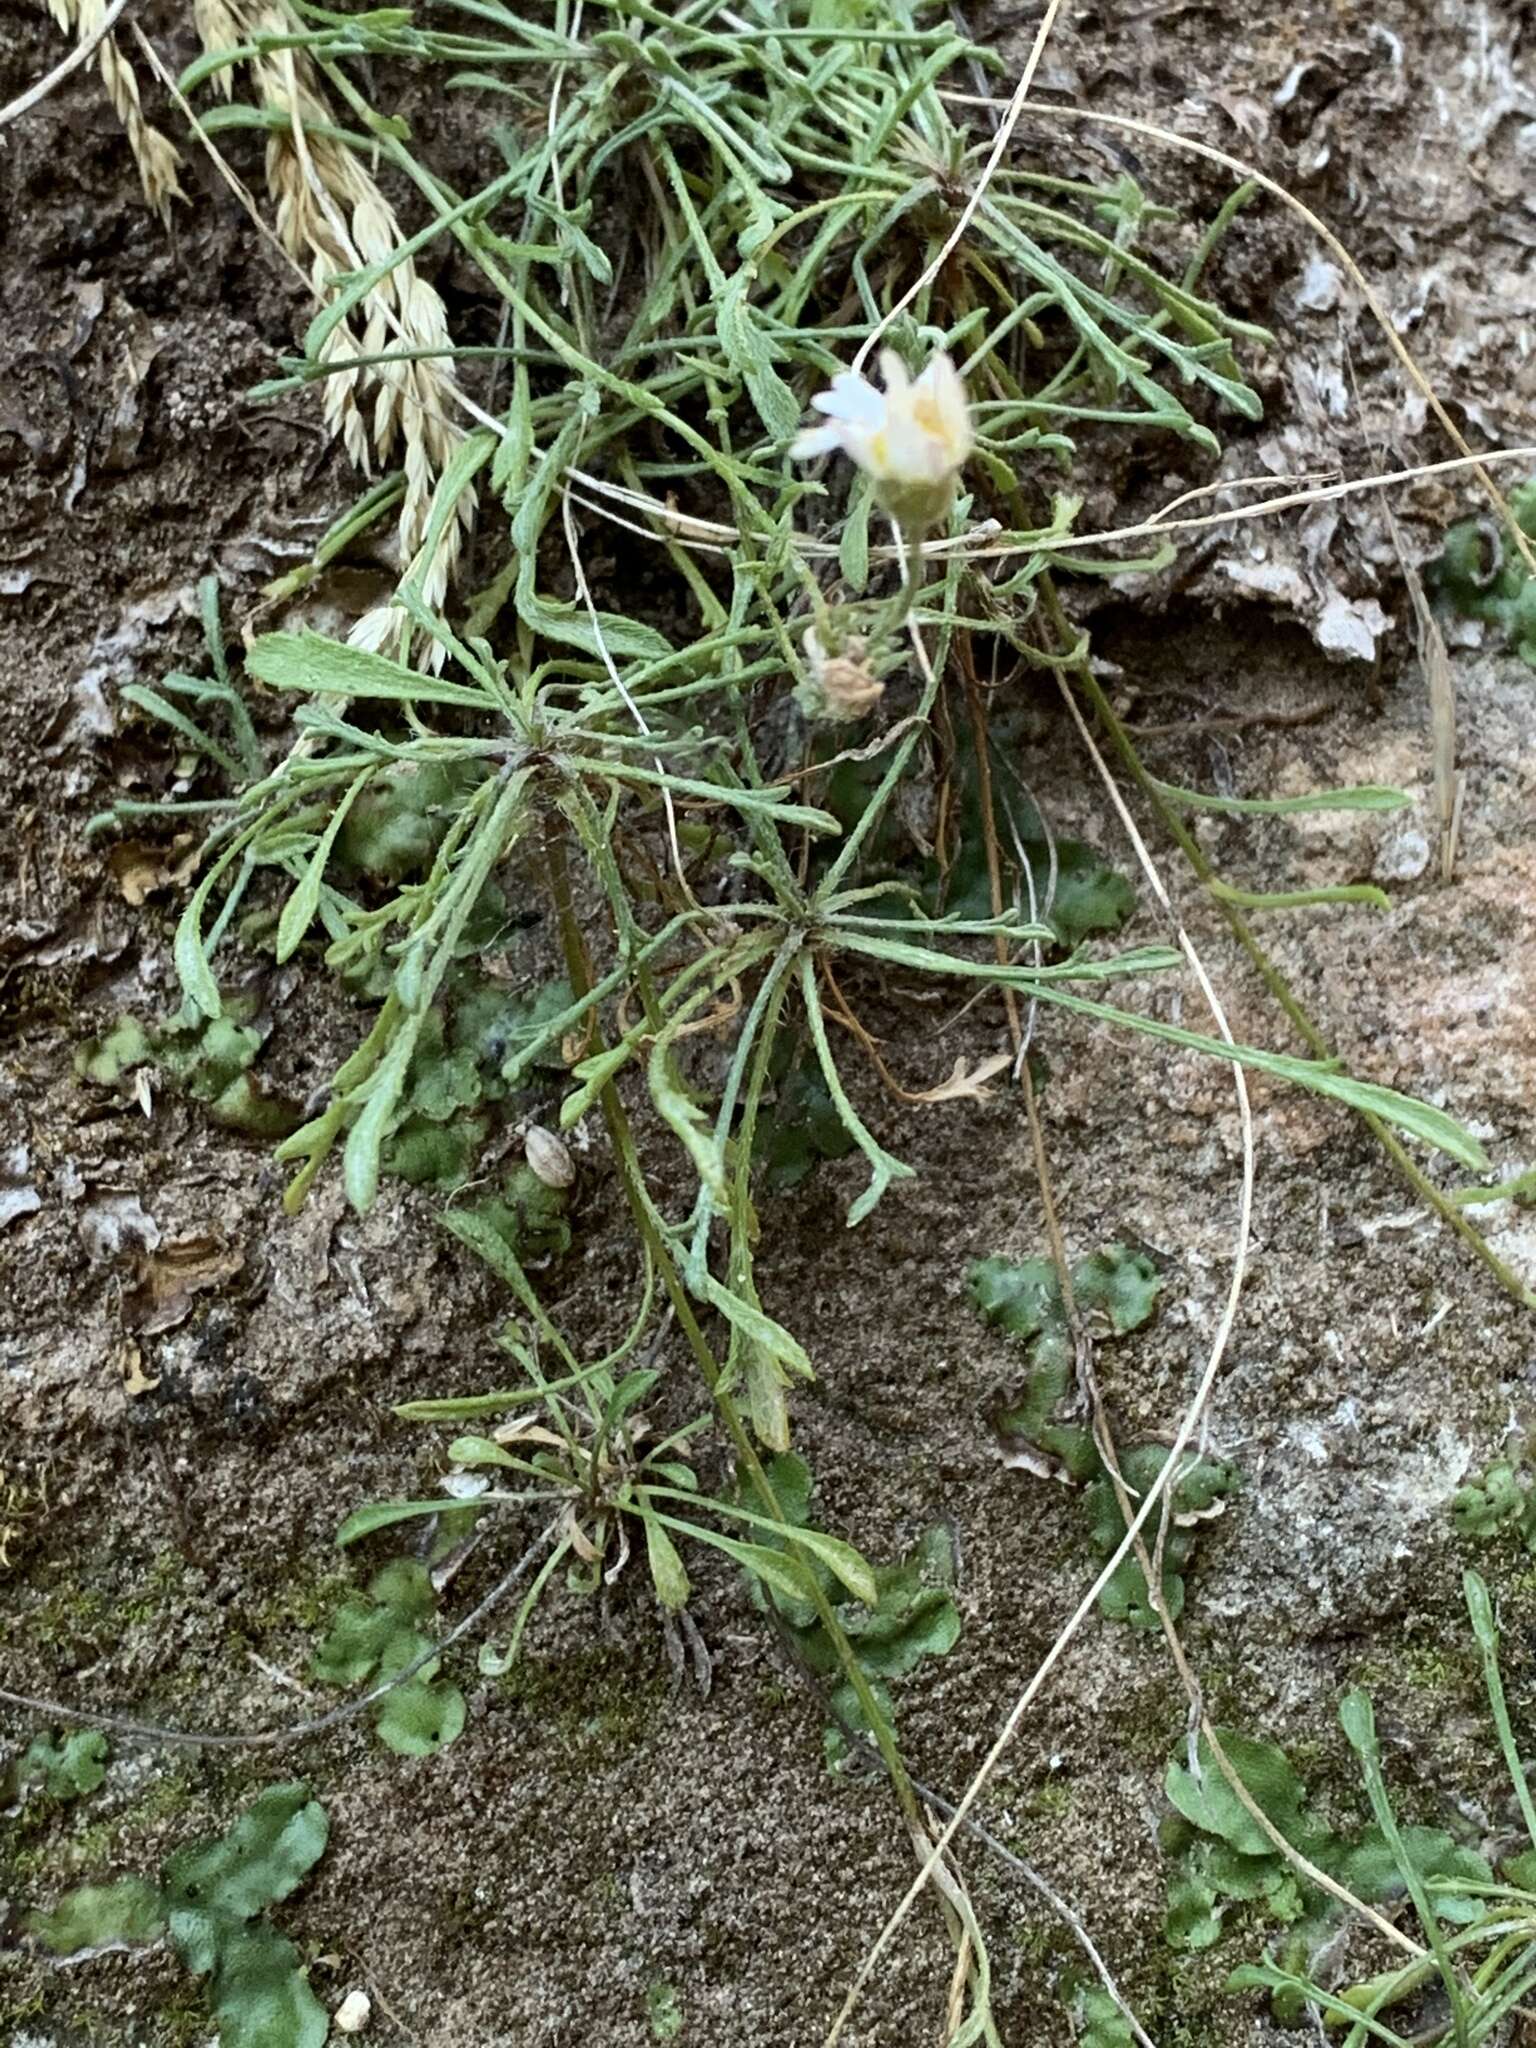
[791,348,973,532]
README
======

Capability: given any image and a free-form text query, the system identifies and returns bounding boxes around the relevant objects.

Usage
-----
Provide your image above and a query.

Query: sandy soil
[3,2,1535,2044]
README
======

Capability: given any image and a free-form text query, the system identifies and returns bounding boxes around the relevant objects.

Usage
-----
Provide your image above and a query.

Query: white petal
[879,348,911,397]
[915,351,956,402]
[790,423,844,459]
[883,407,950,484]
[811,372,884,426]
[913,351,974,463]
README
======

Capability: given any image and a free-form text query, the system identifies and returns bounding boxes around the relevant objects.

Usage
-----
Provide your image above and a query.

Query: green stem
[1463,1571,1536,1855]
[539,813,924,1831]
[873,527,928,645]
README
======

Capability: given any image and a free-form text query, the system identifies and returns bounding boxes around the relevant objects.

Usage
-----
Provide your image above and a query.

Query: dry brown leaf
[119,1340,160,1398]
[1385,504,1462,883]
[107,836,199,907]
[562,1504,603,1565]
[489,1418,570,1451]
[671,979,744,1042]
[907,1053,1012,1106]
[97,304,166,472]
[124,1232,245,1335]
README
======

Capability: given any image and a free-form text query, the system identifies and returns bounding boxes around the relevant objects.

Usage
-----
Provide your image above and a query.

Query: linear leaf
[246,631,494,708]
[1153,777,1413,816]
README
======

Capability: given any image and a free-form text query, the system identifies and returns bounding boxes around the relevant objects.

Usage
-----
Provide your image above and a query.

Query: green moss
[1011,1920,1058,1970]
[501,1646,665,1758]
[1118,1681,1187,1762]
[1348,1632,1481,1710]
[4,1767,199,1894]
[245,1562,356,1638]
[0,1994,49,2034]
[9,1818,116,1883]
[155,1995,219,2048]
[646,1978,684,2039]
[1402,1639,1479,1695]
[19,1578,113,1648]
[1027,1779,1073,1821]
[1141,1949,1244,2048]
[120,1552,193,1629]
[133,1770,199,1832]
[0,1539,204,1666]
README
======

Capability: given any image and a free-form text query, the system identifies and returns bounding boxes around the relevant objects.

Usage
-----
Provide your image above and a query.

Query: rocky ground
[3,1,1535,2043]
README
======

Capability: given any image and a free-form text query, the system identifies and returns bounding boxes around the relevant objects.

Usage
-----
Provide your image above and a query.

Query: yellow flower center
[911,392,945,439]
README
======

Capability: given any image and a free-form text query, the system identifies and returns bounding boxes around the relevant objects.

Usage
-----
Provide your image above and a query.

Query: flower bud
[524,1124,575,1188]
[801,626,884,723]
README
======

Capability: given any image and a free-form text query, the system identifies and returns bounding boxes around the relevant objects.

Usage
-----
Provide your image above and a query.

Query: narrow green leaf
[514,564,675,662]
[641,1487,878,1607]
[1225,1966,1410,2045]
[687,1262,814,1381]
[119,684,247,780]
[1341,1687,1467,1989]
[1208,879,1391,913]
[784,1527,877,1608]
[401,432,496,607]
[837,935,1489,1171]
[716,273,801,440]
[800,953,915,1224]
[394,1362,613,1420]
[642,1511,692,1610]
[509,395,593,554]
[174,856,234,1019]
[1153,777,1413,816]
[246,631,492,707]
[274,771,374,963]
[491,397,533,504]
[342,1019,420,1215]
[1464,1566,1536,1855]
[649,1031,728,1205]
[335,1499,465,1547]
[445,1435,520,1468]
[654,1516,807,1605]
[839,476,873,591]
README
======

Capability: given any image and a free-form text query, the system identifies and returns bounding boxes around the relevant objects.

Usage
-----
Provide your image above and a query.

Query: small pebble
[1374,826,1431,884]
[334,1989,372,2035]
